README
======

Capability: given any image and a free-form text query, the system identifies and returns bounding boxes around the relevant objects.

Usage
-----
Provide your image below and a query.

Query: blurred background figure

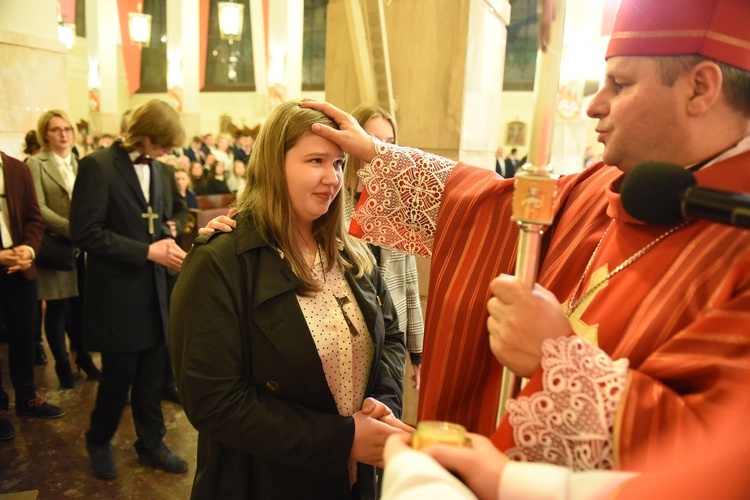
[27,109,100,389]
[226,158,247,193]
[345,104,425,390]
[23,130,42,161]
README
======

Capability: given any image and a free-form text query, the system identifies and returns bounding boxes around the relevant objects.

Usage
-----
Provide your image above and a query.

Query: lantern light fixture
[218,2,244,42]
[128,11,153,47]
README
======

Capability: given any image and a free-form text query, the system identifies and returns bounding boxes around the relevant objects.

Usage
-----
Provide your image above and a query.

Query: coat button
[265,380,280,391]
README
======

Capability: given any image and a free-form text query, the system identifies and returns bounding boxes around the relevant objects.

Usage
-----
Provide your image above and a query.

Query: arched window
[204,0,255,91]
[302,0,327,91]
[503,0,537,91]
[138,0,168,93]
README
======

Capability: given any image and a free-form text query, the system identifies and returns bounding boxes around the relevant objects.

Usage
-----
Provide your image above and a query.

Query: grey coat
[27,150,78,300]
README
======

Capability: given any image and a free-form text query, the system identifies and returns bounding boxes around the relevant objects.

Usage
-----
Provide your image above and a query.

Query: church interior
[1,0,617,497]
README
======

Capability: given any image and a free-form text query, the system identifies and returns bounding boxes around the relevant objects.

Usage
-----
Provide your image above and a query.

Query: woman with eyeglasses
[26,110,101,389]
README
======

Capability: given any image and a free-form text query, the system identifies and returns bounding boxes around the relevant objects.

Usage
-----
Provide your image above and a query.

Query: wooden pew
[179,193,235,252]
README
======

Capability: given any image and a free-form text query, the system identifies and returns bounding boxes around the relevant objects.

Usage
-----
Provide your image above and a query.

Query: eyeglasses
[47,127,74,135]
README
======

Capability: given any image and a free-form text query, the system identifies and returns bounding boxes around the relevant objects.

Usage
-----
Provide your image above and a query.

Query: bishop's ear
[685,60,724,116]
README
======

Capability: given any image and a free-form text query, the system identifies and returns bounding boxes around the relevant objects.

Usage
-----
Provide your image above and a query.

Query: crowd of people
[0,102,260,474]
[2,0,750,497]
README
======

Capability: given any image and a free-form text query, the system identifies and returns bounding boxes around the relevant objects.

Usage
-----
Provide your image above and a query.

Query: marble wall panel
[0,30,68,158]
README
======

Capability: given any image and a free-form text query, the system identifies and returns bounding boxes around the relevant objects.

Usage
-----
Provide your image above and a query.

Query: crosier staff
[496,0,565,426]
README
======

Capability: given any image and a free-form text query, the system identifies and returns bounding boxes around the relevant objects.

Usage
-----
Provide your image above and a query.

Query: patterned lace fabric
[355,142,455,257]
[504,336,629,471]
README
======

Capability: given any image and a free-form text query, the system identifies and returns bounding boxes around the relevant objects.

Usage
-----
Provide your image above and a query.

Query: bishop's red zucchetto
[606,0,750,72]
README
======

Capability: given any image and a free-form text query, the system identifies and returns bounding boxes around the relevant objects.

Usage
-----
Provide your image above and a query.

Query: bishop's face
[586,56,688,173]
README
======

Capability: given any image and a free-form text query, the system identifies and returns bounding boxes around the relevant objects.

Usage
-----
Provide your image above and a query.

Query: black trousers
[0,272,38,409]
[43,299,71,365]
[86,344,167,453]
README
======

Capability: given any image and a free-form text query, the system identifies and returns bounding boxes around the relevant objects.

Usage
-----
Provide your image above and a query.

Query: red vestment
[352,143,750,470]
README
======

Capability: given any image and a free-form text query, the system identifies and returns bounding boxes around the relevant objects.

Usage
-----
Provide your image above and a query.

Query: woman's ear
[685,61,723,116]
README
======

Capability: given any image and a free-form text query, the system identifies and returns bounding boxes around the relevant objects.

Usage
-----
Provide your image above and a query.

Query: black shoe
[55,361,76,389]
[35,342,48,365]
[0,411,15,440]
[162,387,181,405]
[76,353,102,380]
[86,441,117,479]
[16,397,65,419]
[138,443,188,474]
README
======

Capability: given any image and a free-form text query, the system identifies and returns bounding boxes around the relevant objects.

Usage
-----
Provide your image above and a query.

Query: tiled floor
[0,343,197,499]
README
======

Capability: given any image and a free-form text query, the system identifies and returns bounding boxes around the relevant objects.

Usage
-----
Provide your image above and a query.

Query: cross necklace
[314,246,359,336]
[142,205,159,235]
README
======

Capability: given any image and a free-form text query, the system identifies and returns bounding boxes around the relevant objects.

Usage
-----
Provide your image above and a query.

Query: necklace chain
[311,247,359,336]
[316,246,326,283]
[566,219,692,317]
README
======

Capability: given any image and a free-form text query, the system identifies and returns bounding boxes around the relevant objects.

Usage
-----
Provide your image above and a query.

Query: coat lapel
[150,160,164,219]
[238,227,337,409]
[38,151,69,196]
[345,267,385,395]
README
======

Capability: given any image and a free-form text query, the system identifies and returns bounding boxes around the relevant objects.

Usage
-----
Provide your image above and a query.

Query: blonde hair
[235,100,374,295]
[121,99,185,151]
[36,109,74,149]
[344,104,398,197]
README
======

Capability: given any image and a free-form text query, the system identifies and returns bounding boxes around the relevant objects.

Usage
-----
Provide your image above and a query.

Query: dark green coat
[169,214,406,499]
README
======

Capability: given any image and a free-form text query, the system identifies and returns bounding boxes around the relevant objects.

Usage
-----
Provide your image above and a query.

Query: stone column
[86,0,120,136]
[325,0,510,166]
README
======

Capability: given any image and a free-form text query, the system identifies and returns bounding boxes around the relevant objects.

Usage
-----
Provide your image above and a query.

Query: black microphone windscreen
[620,162,697,225]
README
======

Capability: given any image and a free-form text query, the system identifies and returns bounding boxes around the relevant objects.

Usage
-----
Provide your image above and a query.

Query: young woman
[169,100,408,498]
[345,105,425,389]
[174,167,199,210]
[226,158,247,193]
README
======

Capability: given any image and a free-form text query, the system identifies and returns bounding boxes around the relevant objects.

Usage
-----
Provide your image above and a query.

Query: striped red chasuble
[352,142,750,470]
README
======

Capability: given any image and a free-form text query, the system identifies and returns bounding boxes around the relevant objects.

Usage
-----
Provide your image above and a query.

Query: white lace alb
[504,336,628,471]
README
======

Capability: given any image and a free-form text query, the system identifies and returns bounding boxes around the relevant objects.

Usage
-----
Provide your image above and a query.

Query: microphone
[621,162,750,229]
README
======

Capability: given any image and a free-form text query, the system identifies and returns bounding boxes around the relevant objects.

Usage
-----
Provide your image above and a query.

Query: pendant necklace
[314,246,360,336]
[565,219,693,317]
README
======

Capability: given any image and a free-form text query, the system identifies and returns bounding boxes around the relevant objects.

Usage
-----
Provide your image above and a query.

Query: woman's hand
[411,363,421,390]
[360,397,415,433]
[351,407,408,468]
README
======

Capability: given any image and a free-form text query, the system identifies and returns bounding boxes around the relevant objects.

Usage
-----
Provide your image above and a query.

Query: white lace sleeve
[354,142,455,257]
[504,336,629,471]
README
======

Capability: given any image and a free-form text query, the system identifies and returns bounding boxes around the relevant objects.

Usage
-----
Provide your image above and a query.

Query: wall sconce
[167,52,184,88]
[268,46,286,87]
[87,60,100,89]
[128,12,153,47]
[58,22,75,50]
[218,2,244,42]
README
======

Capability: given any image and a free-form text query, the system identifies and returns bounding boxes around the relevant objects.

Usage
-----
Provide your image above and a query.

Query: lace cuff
[504,336,629,471]
[354,142,455,257]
